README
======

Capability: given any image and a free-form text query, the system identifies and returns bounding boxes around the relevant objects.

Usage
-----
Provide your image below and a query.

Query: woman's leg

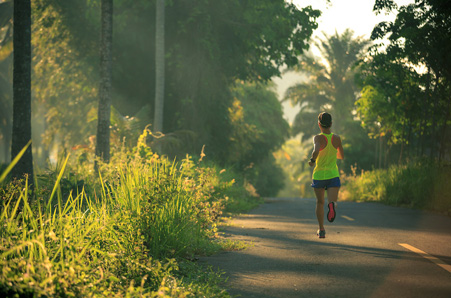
[314,187,326,230]
[326,187,340,222]
[327,187,340,204]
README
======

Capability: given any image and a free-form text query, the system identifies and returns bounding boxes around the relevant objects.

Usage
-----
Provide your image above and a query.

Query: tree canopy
[286,29,371,137]
[284,29,375,172]
[25,0,319,158]
[1,0,321,195]
[355,0,451,162]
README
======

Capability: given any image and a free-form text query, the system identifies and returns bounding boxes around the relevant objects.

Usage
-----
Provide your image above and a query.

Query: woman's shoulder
[314,134,327,141]
[332,133,342,146]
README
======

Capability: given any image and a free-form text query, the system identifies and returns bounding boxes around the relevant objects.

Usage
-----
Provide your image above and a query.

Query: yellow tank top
[313,133,340,180]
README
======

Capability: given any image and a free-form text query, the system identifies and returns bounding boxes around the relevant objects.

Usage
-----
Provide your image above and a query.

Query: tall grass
[340,161,451,212]
[1,159,173,296]
[0,139,247,297]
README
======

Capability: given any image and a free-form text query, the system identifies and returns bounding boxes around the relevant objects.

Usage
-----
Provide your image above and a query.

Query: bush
[341,161,451,212]
[0,136,251,297]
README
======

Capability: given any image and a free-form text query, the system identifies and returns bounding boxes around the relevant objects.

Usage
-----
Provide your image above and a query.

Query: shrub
[0,135,253,296]
[341,161,451,212]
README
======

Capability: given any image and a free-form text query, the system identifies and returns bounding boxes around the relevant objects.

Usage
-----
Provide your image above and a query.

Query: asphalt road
[200,198,451,298]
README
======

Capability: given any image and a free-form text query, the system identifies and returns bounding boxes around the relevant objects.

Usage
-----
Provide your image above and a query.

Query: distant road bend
[201,198,451,298]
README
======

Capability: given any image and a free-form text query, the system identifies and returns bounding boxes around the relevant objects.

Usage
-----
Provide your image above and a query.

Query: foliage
[246,154,286,198]
[340,120,378,173]
[228,82,289,196]
[372,0,451,83]
[0,0,321,196]
[274,137,314,198]
[0,0,319,197]
[29,0,98,157]
[285,29,374,177]
[286,29,371,139]
[361,0,451,162]
[4,0,320,161]
[174,261,231,298]
[161,0,320,160]
[355,49,438,155]
[229,82,289,165]
[0,134,254,297]
[341,160,451,212]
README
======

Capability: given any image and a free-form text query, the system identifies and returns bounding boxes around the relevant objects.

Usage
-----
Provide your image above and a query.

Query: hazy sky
[292,0,415,40]
[277,0,416,122]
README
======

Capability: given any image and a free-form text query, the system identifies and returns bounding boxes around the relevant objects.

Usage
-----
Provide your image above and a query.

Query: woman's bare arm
[309,135,322,166]
[336,135,344,160]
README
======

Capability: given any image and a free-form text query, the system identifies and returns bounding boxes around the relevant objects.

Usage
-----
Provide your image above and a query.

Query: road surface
[201,198,451,298]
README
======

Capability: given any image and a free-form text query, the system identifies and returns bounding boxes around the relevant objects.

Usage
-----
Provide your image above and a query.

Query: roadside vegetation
[276,1,450,207]
[340,161,451,214]
[0,136,260,297]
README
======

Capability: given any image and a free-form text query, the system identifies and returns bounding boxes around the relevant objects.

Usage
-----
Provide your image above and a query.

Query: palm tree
[95,0,113,167]
[11,0,33,181]
[286,29,370,138]
[153,0,165,134]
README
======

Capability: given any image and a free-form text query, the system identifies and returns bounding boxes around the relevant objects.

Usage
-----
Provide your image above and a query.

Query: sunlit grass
[340,161,451,213]
[0,139,256,297]
[1,156,172,296]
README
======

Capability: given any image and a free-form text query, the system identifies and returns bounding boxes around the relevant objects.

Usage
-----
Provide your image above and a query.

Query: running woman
[308,112,344,238]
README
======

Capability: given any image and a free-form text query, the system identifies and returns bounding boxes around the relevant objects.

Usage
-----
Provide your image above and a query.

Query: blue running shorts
[311,177,341,189]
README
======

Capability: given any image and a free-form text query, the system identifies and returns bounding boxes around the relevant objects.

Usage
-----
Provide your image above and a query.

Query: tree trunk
[384,140,390,169]
[379,134,383,169]
[11,0,33,182]
[420,67,431,157]
[375,133,378,168]
[398,125,405,164]
[439,98,451,162]
[153,0,165,134]
[406,117,412,160]
[95,0,113,168]
[430,75,440,160]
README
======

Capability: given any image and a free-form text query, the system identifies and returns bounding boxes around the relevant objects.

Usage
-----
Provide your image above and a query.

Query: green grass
[223,195,263,215]
[340,161,451,212]
[0,140,257,297]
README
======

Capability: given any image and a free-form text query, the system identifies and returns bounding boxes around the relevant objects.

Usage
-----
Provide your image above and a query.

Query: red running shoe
[327,202,336,222]
[317,229,326,238]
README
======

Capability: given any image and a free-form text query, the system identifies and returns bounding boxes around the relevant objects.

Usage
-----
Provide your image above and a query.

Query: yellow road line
[341,215,354,221]
[399,243,451,274]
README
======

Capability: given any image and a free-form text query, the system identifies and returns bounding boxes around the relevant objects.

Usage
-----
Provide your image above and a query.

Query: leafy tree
[286,29,371,138]
[372,0,451,84]
[31,0,98,152]
[95,0,113,166]
[285,29,373,172]
[11,0,34,181]
[355,52,426,164]
[249,154,286,198]
[274,137,313,198]
[0,0,321,184]
[358,0,451,162]
[162,0,320,161]
[230,82,289,168]
[229,82,290,196]
[26,0,319,152]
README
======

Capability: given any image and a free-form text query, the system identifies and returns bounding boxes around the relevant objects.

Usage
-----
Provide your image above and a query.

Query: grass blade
[0,140,32,183]
[47,155,70,213]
